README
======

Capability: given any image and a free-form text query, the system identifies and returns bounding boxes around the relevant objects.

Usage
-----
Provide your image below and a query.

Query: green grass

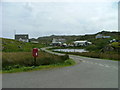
[50,50,120,61]
[2,51,69,68]
[1,38,76,73]
[2,50,74,73]
[2,59,76,73]
[0,70,2,74]
[1,38,45,52]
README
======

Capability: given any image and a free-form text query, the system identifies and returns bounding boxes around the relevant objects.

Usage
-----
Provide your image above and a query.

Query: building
[73,40,92,46]
[95,34,111,39]
[51,38,66,46]
[15,34,29,42]
[52,38,66,43]
[103,36,111,38]
[95,34,103,39]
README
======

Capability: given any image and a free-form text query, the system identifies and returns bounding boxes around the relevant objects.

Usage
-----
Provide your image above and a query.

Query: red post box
[32,48,38,57]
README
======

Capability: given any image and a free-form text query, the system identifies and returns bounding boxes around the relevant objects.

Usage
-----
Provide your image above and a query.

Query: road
[2,48,118,88]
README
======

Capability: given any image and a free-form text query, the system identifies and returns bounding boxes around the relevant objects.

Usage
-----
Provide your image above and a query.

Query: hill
[1,38,45,52]
[30,31,120,45]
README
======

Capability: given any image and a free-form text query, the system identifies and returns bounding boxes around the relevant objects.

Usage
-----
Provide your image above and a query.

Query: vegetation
[1,38,76,73]
[52,41,120,61]
[1,38,45,52]
[2,59,75,73]
[2,50,70,70]
[85,38,111,51]
[68,52,119,61]
[1,30,120,72]
[32,31,120,44]
[36,31,120,61]
[50,37,120,61]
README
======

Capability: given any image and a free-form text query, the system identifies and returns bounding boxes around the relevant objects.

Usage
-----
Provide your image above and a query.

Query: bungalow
[51,38,66,46]
[95,34,103,39]
[73,40,92,46]
[95,34,111,39]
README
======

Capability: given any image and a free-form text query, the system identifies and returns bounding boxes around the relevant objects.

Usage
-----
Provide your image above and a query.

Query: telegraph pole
[14,29,16,39]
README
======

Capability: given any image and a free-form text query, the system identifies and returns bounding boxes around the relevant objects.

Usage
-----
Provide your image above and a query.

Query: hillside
[30,31,120,45]
[1,31,120,52]
[1,38,45,52]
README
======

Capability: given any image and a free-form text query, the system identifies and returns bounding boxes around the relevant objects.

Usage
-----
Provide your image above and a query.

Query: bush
[60,54,69,61]
[64,59,75,65]
[85,45,98,51]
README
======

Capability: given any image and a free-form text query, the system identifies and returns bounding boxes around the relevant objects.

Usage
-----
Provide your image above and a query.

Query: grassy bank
[2,51,76,73]
[48,40,120,61]
[1,38,46,52]
[2,59,75,73]
[1,38,76,73]
[52,51,120,61]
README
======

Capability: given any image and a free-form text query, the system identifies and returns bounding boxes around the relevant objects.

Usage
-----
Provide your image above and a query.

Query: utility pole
[14,29,16,39]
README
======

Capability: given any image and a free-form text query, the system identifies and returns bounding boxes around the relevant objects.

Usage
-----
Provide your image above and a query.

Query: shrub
[60,54,69,61]
[64,59,75,65]
[85,45,98,51]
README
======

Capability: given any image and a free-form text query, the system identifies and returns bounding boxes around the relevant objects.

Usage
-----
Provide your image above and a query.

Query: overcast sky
[1,0,119,39]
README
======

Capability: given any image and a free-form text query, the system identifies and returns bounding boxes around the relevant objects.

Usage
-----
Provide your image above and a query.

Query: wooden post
[34,57,36,66]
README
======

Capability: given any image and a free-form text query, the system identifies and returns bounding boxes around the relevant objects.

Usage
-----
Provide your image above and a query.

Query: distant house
[51,38,66,46]
[95,34,103,39]
[73,40,92,46]
[103,36,111,38]
[95,34,111,39]
[15,34,29,42]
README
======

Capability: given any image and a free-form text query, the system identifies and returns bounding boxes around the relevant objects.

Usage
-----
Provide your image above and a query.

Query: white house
[51,38,66,46]
[103,36,111,38]
[15,34,29,42]
[95,34,111,39]
[73,40,92,46]
[95,34,103,39]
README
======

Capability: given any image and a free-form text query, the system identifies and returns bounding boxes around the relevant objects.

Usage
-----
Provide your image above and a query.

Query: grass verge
[2,59,76,73]
[50,50,120,61]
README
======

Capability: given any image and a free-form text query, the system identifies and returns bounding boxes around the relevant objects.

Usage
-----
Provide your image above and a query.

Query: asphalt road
[2,48,118,88]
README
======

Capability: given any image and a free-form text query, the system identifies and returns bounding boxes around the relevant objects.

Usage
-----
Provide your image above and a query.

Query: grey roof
[15,34,29,39]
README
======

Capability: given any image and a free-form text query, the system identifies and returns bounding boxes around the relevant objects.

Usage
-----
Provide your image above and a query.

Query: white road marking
[94,63,98,65]
[82,60,86,62]
[104,65,110,68]
[99,64,105,67]
[81,60,118,69]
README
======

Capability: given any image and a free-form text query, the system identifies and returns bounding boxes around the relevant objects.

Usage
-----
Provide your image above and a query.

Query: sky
[1,0,119,39]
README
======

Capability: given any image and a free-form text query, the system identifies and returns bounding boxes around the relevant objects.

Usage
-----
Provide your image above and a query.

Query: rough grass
[53,51,120,61]
[2,50,70,71]
[2,59,75,73]
[1,38,75,73]
[1,38,45,52]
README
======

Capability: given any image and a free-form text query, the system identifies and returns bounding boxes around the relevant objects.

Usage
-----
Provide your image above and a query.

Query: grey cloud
[2,2,118,39]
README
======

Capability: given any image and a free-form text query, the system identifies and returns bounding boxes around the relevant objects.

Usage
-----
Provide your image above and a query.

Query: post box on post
[32,48,38,66]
